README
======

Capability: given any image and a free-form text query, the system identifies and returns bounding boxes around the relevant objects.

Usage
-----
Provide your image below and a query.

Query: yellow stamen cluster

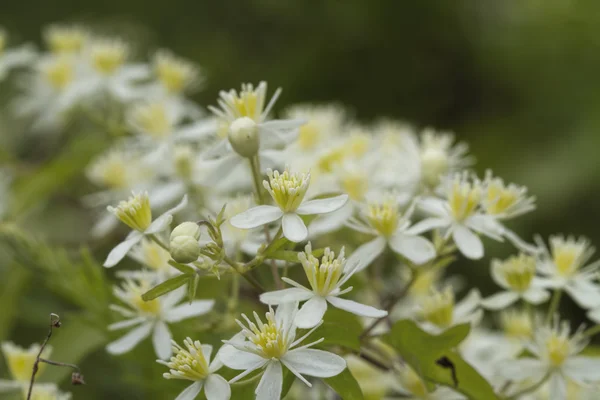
[89,39,128,76]
[420,130,456,187]
[161,338,210,381]
[44,25,87,54]
[500,309,533,339]
[263,168,310,212]
[154,50,200,94]
[86,150,130,188]
[340,170,368,202]
[316,146,346,173]
[448,175,481,221]
[545,331,571,367]
[297,122,320,150]
[550,236,591,277]
[396,364,428,398]
[494,253,536,292]
[284,104,345,151]
[409,269,442,299]
[218,82,268,122]
[41,56,74,90]
[299,243,346,296]
[108,192,152,232]
[173,145,194,179]
[366,197,399,237]
[115,278,162,316]
[1,342,52,382]
[239,310,289,359]
[482,172,533,217]
[137,239,171,272]
[420,287,455,328]
[129,102,172,138]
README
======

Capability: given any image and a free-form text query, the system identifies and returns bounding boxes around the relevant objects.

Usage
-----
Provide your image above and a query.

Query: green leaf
[168,260,196,274]
[281,369,295,397]
[323,368,364,400]
[385,320,498,400]
[0,263,30,340]
[142,274,192,301]
[306,308,363,351]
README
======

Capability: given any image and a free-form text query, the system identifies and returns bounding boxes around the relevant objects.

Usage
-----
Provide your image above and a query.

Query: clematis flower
[259,243,387,328]
[0,29,36,81]
[535,235,600,310]
[392,362,465,400]
[498,319,600,399]
[103,193,187,268]
[345,194,436,271]
[219,302,346,400]
[106,278,214,360]
[230,168,348,242]
[481,253,549,310]
[158,338,230,400]
[22,383,71,400]
[0,342,52,392]
[417,287,482,333]
[42,24,88,55]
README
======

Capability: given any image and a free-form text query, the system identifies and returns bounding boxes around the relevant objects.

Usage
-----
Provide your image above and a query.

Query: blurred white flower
[417,287,482,332]
[43,24,88,55]
[392,362,465,399]
[107,278,214,360]
[260,243,387,328]
[0,28,36,81]
[23,383,72,400]
[219,302,346,400]
[0,341,52,391]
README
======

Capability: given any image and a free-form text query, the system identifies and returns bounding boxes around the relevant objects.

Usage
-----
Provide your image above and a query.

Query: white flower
[346,195,436,271]
[260,243,387,328]
[0,341,52,391]
[0,29,36,81]
[392,362,465,399]
[103,193,188,268]
[481,170,536,220]
[481,253,550,310]
[106,278,214,360]
[43,24,88,54]
[535,235,600,310]
[219,302,346,400]
[499,319,600,399]
[230,168,348,242]
[409,173,504,260]
[417,287,482,332]
[158,338,230,400]
[22,383,72,400]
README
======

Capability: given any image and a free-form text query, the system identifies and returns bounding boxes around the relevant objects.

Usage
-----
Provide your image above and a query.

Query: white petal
[465,215,504,241]
[200,155,244,185]
[522,287,550,305]
[564,357,600,382]
[146,195,189,234]
[295,297,328,328]
[104,232,143,267]
[454,289,481,319]
[153,321,172,360]
[480,291,518,310]
[346,236,386,273]
[587,308,600,323]
[282,349,346,378]
[452,225,484,260]
[202,344,213,364]
[388,233,436,265]
[405,217,449,235]
[106,322,153,355]
[308,201,354,237]
[175,381,204,400]
[205,374,231,400]
[164,300,215,323]
[0,379,21,391]
[219,345,266,370]
[497,358,547,381]
[175,119,217,141]
[256,361,282,400]
[260,288,313,305]
[230,206,283,229]
[326,296,387,318]
[282,213,308,243]
[296,195,348,215]
[548,372,566,400]
[418,198,448,217]
[565,278,600,309]
[108,317,146,331]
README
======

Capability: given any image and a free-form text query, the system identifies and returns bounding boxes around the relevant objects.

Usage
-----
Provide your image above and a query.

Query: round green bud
[170,235,201,264]
[228,117,260,158]
[170,221,201,241]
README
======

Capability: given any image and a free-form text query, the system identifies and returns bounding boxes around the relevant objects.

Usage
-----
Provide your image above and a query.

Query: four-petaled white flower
[345,195,436,271]
[499,319,600,399]
[481,253,550,310]
[230,168,348,242]
[104,193,188,268]
[219,302,346,400]
[535,235,600,310]
[417,287,482,333]
[260,243,387,328]
[158,338,230,400]
[106,278,214,360]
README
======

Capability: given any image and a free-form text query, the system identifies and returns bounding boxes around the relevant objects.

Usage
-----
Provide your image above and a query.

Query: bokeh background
[1,0,600,398]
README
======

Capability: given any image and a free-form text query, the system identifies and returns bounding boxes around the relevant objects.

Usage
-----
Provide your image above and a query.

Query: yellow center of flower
[299,245,345,296]
[108,192,152,232]
[130,103,172,138]
[42,57,74,90]
[263,168,310,213]
[367,198,399,238]
[45,26,86,54]
[409,269,441,299]
[316,147,346,173]
[421,287,454,328]
[138,239,171,271]
[421,147,449,188]
[346,133,370,157]
[496,254,536,292]
[241,310,289,359]
[90,41,127,75]
[154,51,198,94]
[397,364,428,398]
[448,178,481,221]
[297,122,320,150]
[545,333,570,367]
[162,338,210,381]
[1,342,52,382]
[341,171,368,201]
[483,179,520,215]
[118,279,162,316]
[500,310,533,339]
[551,237,587,277]
[87,151,129,188]
[232,91,259,121]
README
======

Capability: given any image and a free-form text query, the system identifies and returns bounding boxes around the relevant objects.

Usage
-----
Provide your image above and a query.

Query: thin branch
[27,313,61,400]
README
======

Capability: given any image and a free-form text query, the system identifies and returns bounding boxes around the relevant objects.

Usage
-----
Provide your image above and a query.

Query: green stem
[583,324,600,338]
[249,156,265,205]
[223,256,265,292]
[505,373,550,400]
[148,234,169,251]
[545,289,563,324]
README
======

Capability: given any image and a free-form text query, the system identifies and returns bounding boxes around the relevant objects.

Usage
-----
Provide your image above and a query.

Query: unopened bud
[170,221,201,241]
[170,235,201,264]
[228,117,260,158]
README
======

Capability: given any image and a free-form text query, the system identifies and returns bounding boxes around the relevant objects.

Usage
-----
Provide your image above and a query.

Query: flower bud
[170,221,201,241]
[170,235,201,264]
[228,117,260,158]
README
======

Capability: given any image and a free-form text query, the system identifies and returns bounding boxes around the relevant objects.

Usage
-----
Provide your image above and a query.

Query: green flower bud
[170,221,201,241]
[170,235,201,264]
[228,117,260,158]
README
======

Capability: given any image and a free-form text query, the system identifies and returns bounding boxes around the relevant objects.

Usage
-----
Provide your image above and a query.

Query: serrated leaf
[168,260,196,274]
[142,274,192,301]
[323,368,364,400]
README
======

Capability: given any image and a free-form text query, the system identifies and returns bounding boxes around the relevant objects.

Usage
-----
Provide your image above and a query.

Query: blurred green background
[2,0,600,398]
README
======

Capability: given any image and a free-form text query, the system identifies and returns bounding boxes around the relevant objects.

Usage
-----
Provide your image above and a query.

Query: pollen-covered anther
[263,168,310,213]
[107,192,152,232]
